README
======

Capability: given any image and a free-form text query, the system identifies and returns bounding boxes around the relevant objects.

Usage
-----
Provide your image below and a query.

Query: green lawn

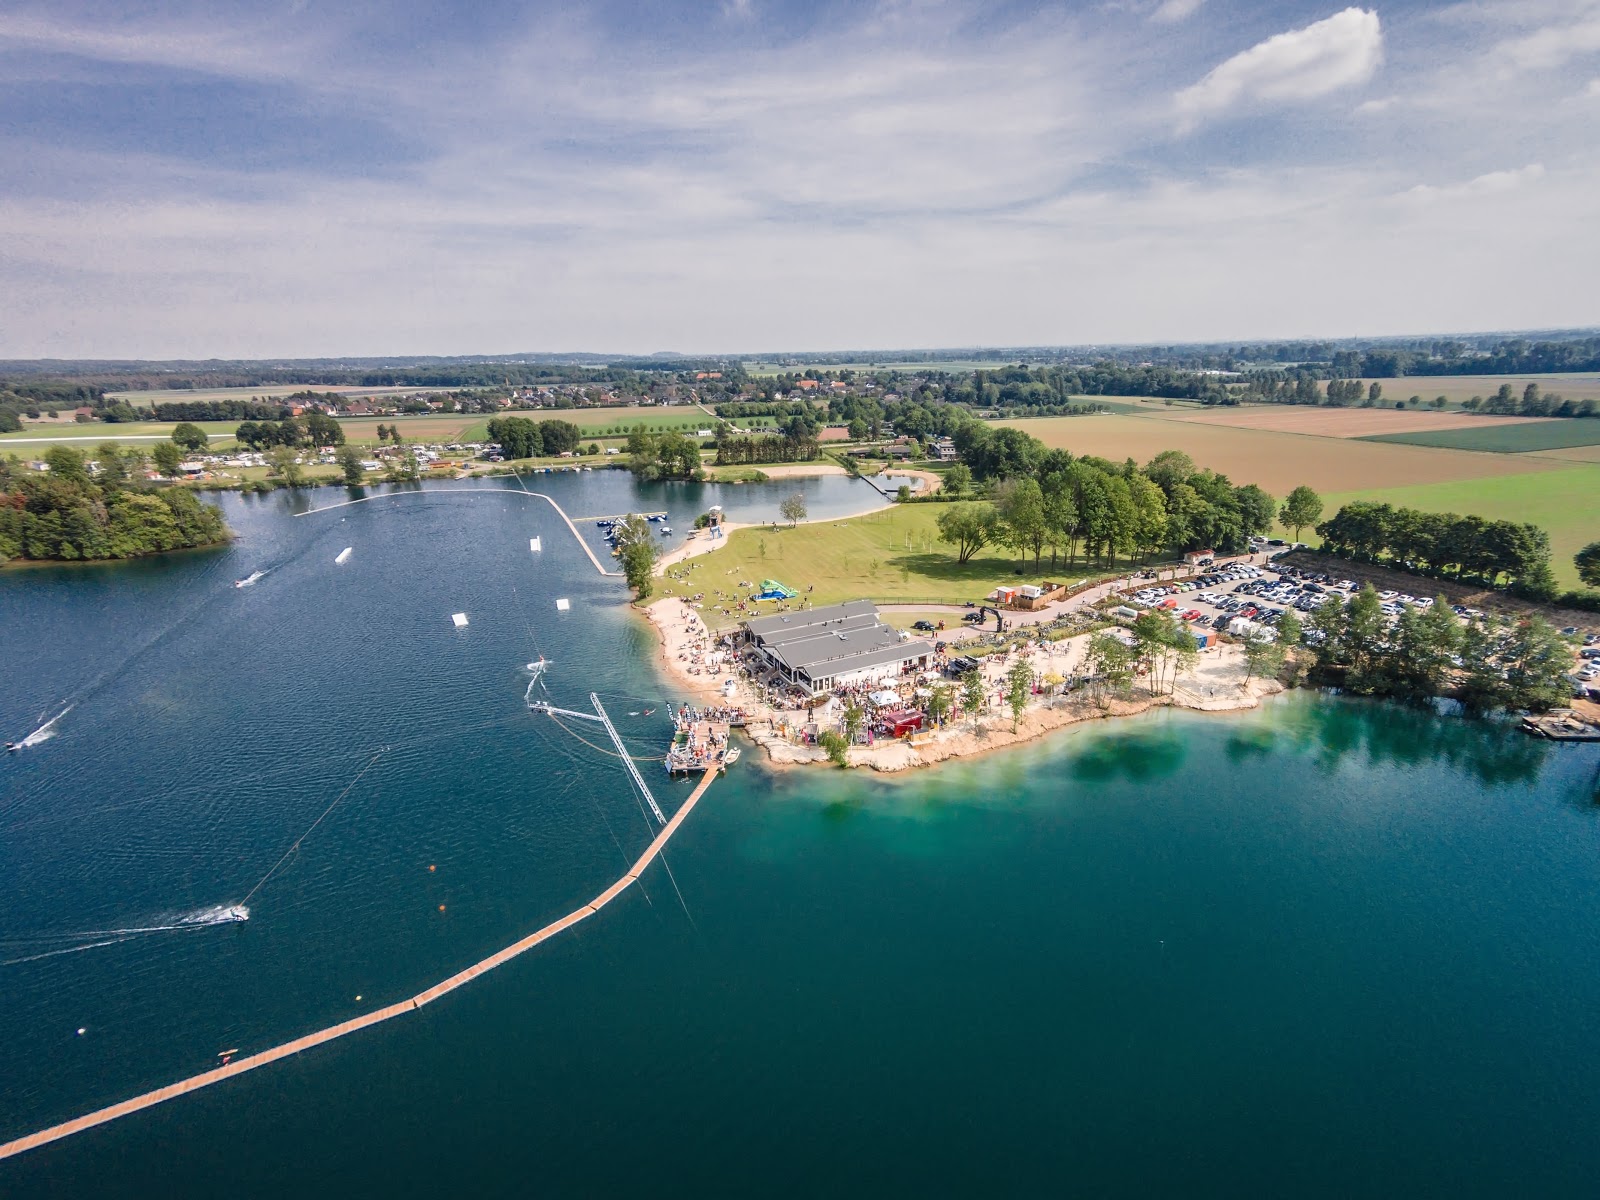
[1359,421,1600,454]
[656,502,1111,618]
[1321,465,1600,589]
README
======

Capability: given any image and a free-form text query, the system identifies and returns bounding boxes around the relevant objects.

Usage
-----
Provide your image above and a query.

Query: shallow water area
[2,478,1600,1197]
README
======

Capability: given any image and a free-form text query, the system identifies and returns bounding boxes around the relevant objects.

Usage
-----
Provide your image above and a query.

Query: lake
[3,477,1599,1197]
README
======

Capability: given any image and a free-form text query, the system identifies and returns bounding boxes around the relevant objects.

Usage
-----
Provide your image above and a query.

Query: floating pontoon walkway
[0,770,718,1163]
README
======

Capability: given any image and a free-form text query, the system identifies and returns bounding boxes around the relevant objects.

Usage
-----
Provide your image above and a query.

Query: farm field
[656,503,1098,617]
[1161,406,1543,439]
[1359,420,1600,454]
[2,420,240,444]
[1320,464,1600,591]
[1528,443,1600,463]
[995,415,1564,495]
[1329,373,1600,406]
[107,385,456,405]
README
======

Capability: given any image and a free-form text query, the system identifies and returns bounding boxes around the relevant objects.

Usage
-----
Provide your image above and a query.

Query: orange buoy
[438,905,446,912]
[428,865,436,872]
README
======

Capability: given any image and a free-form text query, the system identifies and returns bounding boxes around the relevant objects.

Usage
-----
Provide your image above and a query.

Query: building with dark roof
[742,600,935,695]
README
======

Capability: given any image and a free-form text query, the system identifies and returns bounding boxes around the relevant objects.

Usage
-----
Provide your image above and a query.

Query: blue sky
[2,0,1597,357]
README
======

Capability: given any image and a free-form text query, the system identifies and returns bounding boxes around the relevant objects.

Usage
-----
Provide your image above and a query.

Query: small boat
[4,742,17,753]
[721,748,741,769]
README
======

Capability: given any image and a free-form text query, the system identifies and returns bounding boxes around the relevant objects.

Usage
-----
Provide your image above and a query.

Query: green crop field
[1359,421,1600,454]
[1,421,241,445]
[1320,465,1600,590]
[656,503,1110,619]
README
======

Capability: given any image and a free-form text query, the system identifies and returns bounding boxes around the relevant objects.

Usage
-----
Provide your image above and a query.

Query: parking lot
[1124,557,1497,643]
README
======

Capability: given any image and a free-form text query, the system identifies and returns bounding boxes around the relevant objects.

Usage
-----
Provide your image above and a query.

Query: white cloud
[1150,0,1204,24]
[1174,7,1383,131]
[1401,162,1546,202]
[1499,8,1600,72]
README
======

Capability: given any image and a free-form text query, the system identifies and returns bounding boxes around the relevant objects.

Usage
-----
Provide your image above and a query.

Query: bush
[818,730,850,766]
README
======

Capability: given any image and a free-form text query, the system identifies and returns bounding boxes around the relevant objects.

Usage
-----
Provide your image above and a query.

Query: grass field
[1321,465,1600,590]
[656,503,1103,617]
[1328,373,1600,406]
[1359,421,1600,454]
[2,421,242,445]
[996,415,1563,495]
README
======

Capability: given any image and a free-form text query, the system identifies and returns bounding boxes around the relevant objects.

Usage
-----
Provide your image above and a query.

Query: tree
[267,446,305,487]
[925,683,954,727]
[936,502,997,564]
[994,477,1046,569]
[336,445,365,487]
[1278,486,1323,542]
[843,702,866,744]
[780,492,808,526]
[1085,631,1136,703]
[95,443,129,490]
[1500,616,1572,712]
[961,669,987,729]
[1276,606,1302,648]
[944,462,972,495]
[386,450,422,483]
[487,416,541,459]
[1235,484,1276,540]
[171,422,209,451]
[376,423,390,441]
[1005,658,1035,731]
[151,440,184,478]
[614,513,657,598]
[1575,541,1600,589]
[304,412,344,447]
[818,730,850,766]
[45,445,90,485]
[1242,632,1285,685]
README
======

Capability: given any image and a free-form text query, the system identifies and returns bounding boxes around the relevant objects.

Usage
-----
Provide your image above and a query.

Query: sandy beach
[639,596,1283,774]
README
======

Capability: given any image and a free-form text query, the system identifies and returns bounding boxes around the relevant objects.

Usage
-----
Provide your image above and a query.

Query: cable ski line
[240,749,387,908]
[0,770,720,1163]
[293,482,622,576]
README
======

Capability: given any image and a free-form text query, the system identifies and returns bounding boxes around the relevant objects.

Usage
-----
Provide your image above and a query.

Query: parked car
[911,620,937,632]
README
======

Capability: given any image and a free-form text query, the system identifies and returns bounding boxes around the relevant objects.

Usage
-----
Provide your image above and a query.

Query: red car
[1157,597,1179,610]
[1181,609,1203,621]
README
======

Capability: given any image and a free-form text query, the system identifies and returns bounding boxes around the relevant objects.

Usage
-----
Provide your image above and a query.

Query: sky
[2,0,1598,358]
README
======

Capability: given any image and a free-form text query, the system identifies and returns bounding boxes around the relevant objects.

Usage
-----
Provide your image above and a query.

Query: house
[741,600,935,696]
[796,379,820,391]
[931,438,959,461]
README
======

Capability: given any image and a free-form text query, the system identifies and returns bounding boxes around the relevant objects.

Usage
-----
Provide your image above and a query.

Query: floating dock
[0,770,719,1163]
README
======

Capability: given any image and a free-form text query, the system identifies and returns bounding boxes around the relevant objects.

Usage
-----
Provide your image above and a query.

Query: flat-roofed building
[742,600,935,694]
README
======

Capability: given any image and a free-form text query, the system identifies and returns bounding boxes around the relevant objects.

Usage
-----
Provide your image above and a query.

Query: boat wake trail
[234,570,267,588]
[0,904,249,967]
[9,705,74,752]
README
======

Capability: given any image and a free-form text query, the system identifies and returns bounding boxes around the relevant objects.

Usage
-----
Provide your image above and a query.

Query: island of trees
[0,447,229,564]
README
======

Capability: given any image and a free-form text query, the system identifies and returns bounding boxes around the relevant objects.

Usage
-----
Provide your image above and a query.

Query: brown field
[1527,443,1600,463]
[336,416,487,442]
[1329,373,1600,406]
[1156,405,1545,439]
[996,415,1564,495]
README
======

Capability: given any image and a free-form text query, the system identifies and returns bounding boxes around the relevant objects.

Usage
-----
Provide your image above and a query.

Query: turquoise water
[3,479,1599,1196]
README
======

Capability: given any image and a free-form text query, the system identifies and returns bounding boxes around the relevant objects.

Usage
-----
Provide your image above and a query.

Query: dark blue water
[3,478,1599,1197]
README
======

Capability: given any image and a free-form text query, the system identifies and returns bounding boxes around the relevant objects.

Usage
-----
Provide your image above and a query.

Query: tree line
[1315,503,1556,596]
[234,413,347,449]
[0,447,229,563]
[935,438,1284,570]
[483,417,585,459]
